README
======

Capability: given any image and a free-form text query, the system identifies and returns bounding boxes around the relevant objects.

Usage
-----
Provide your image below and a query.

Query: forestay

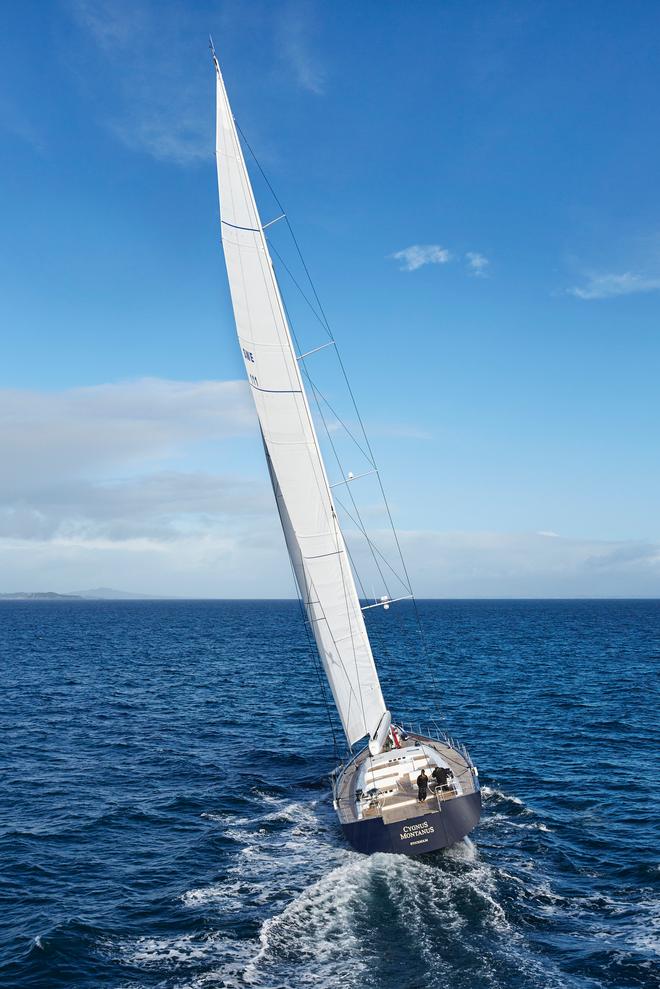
[213,55,387,746]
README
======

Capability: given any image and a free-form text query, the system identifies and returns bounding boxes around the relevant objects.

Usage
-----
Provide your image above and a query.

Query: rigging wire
[279,287,404,737]
[266,238,375,466]
[312,394,395,601]
[280,295,386,759]
[224,82,431,801]
[282,317,396,602]
[236,123,420,620]
[285,551,341,762]
[236,118,433,700]
[264,238,330,338]
[277,291,388,787]
[333,493,410,595]
[241,159,368,749]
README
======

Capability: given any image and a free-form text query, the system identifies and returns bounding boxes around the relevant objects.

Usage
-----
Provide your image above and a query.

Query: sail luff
[213,55,387,746]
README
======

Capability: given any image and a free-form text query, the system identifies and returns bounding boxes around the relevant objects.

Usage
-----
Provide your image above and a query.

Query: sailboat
[212,47,481,855]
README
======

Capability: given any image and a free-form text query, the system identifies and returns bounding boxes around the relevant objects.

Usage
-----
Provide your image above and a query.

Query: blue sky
[1,0,659,596]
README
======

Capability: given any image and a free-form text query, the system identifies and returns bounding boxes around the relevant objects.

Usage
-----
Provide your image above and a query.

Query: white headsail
[213,53,387,747]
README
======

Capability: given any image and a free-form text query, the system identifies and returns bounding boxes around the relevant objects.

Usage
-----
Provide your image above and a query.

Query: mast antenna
[209,35,220,74]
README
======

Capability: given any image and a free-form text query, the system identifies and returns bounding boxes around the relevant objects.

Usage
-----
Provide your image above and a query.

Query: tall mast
[212,51,389,749]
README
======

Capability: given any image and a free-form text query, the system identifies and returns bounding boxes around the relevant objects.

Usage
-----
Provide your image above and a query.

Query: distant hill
[0,588,163,601]
[0,592,83,600]
[74,587,163,600]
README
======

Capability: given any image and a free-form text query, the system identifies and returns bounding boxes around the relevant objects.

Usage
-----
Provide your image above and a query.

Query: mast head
[209,35,220,75]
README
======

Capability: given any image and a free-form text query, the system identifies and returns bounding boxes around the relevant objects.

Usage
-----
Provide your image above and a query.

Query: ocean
[1,599,658,988]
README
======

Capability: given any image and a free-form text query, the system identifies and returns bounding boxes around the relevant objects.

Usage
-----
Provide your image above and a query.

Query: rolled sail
[213,57,386,746]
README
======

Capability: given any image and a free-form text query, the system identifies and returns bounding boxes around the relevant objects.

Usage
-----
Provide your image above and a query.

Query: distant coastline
[0,588,162,601]
[0,592,83,601]
[1,592,658,602]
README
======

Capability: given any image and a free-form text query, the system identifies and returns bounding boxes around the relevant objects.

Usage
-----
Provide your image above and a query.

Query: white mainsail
[213,54,387,747]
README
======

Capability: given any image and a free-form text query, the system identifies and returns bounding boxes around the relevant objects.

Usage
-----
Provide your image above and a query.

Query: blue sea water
[1,599,658,989]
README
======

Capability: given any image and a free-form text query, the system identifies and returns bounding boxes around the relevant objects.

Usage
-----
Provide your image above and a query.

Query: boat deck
[334,731,478,827]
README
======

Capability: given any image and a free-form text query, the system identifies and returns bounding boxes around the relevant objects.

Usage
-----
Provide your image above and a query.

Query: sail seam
[221,219,261,232]
[250,385,302,394]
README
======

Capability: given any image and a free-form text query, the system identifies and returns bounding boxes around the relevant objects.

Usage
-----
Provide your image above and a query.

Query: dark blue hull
[340,790,481,856]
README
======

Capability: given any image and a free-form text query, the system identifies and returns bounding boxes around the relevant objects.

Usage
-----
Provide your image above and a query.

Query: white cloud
[466,251,490,276]
[0,377,284,595]
[390,245,452,272]
[390,245,492,277]
[568,271,660,300]
[392,530,660,598]
[0,529,292,599]
[0,378,254,490]
[337,526,660,601]
[2,379,657,598]
[0,471,270,544]
[4,522,659,599]
[0,376,264,537]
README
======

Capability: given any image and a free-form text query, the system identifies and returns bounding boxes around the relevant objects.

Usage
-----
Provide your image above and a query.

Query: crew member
[416,768,429,802]
[432,765,453,789]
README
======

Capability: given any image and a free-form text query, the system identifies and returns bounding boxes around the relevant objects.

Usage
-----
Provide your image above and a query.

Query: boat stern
[334,729,481,856]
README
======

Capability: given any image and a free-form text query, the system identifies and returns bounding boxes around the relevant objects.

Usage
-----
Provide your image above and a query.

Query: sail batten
[214,57,387,747]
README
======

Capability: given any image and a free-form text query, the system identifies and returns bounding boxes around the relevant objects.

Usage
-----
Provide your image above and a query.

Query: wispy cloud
[66,0,211,165]
[277,0,325,95]
[568,271,660,300]
[69,0,148,51]
[67,0,328,167]
[390,245,452,272]
[466,251,490,277]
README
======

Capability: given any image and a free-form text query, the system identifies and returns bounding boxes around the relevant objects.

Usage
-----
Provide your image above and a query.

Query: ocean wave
[481,812,553,833]
[243,857,371,988]
[106,931,249,975]
[481,786,533,814]
[181,793,572,989]
[4,598,658,989]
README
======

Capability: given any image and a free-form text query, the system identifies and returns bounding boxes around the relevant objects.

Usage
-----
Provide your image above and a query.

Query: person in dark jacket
[416,769,429,802]
[432,765,453,789]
